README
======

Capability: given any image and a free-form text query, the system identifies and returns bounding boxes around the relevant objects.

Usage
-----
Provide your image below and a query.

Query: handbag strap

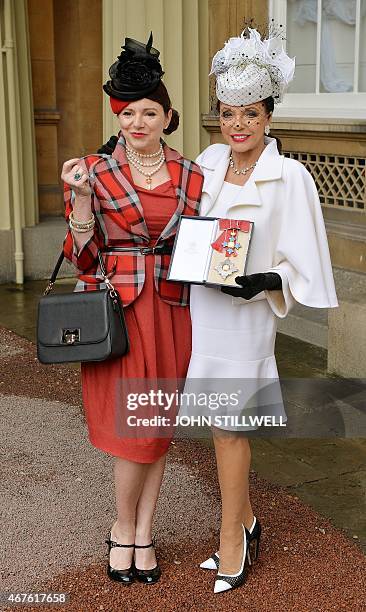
[44,250,108,296]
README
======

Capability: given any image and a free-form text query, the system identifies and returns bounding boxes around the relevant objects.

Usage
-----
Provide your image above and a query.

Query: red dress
[80,180,191,463]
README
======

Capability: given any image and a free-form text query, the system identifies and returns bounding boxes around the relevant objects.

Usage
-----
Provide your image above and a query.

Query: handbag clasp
[62,329,80,344]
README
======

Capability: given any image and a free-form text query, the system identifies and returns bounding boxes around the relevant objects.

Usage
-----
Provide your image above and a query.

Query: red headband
[109,97,131,115]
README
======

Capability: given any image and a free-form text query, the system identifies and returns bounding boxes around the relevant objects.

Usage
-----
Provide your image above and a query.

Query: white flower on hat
[210,28,295,106]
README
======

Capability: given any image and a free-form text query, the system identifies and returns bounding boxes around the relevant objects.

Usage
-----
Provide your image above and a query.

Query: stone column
[208,0,269,65]
[54,0,103,178]
[0,0,38,282]
[28,0,60,216]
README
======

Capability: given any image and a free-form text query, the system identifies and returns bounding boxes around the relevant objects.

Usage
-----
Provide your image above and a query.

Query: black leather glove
[221,272,282,300]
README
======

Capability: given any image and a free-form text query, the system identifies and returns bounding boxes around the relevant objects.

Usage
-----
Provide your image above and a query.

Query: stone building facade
[1,0,365,375]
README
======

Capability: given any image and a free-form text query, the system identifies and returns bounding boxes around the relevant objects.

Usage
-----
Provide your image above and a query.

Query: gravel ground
[0,326,365,612]
[1,394,219,593]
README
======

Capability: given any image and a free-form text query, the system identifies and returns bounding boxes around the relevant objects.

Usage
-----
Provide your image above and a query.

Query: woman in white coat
[187,28,338,594]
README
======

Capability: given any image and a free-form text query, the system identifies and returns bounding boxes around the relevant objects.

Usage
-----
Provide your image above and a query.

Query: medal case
[167,215,254,287]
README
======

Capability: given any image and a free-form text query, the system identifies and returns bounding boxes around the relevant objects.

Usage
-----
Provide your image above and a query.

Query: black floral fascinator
[103,32,164,100]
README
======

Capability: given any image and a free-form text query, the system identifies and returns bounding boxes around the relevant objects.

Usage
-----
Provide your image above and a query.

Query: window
[269,0,366,118]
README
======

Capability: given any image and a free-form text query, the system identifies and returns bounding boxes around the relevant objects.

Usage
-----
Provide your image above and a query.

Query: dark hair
[147,81,179,135]
[262,96,274,114]
[97,81,179,154]
[216,96,282,154]
[97,134,119,155]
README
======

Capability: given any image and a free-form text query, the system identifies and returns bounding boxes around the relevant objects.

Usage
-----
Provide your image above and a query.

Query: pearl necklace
[126,148,164,167]
[126,148,166,189]
[126,143,163,158]
[229,153,257,176]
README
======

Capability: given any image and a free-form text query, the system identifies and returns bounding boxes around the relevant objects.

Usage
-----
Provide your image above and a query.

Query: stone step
[277,304,328,349]
[23,217,74,280]
[278,268,366,349]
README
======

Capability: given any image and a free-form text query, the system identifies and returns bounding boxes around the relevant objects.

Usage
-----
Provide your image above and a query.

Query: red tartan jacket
[63,137,203,307]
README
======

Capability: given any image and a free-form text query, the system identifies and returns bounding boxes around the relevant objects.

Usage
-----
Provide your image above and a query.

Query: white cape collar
[199,137,284,214]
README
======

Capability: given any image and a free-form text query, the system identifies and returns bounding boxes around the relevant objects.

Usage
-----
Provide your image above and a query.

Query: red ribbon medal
[211,219,250,257]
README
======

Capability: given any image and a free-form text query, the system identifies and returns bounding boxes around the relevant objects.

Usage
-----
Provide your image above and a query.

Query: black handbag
[37,251,129,364]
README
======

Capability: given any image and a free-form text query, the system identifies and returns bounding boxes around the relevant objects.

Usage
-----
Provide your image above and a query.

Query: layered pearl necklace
[229,153,257,176]
[126,143,165,189]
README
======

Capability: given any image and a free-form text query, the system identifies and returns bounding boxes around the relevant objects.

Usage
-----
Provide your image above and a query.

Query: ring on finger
[74,172,82,181]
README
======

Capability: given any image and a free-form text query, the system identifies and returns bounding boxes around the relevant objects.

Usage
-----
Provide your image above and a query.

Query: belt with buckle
[102,245,173,255]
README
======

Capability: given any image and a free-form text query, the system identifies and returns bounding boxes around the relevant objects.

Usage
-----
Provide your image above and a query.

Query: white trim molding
[275,93,366,120]
[269,0,366,120]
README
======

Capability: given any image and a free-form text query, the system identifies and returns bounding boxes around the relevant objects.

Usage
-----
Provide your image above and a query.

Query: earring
[264,125,270,136]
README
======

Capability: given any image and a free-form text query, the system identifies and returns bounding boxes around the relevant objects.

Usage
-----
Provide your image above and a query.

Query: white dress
[183,139,338,431]
[184,179,285,430]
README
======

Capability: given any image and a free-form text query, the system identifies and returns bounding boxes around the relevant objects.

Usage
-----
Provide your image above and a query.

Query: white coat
[183,137,338,429]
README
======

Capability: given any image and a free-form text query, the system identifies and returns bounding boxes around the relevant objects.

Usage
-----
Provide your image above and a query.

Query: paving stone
[251,439,326,487]
[288,469,366,550]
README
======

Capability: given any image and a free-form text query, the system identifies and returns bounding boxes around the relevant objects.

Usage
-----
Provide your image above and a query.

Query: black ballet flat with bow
[105,533,135,585]
[134,542,162,584]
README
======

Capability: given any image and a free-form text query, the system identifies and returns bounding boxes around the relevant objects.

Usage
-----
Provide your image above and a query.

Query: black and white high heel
[214,524,249,594]
[247,516,261,564]
[199,551,220,570]
[199,516,261,570]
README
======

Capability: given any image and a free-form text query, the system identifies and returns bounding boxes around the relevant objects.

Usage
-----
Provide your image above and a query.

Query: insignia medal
[211,220,250,280]
[215,258,239,279]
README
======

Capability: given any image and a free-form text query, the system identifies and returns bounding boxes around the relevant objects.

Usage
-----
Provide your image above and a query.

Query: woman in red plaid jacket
[61,35,203,586]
